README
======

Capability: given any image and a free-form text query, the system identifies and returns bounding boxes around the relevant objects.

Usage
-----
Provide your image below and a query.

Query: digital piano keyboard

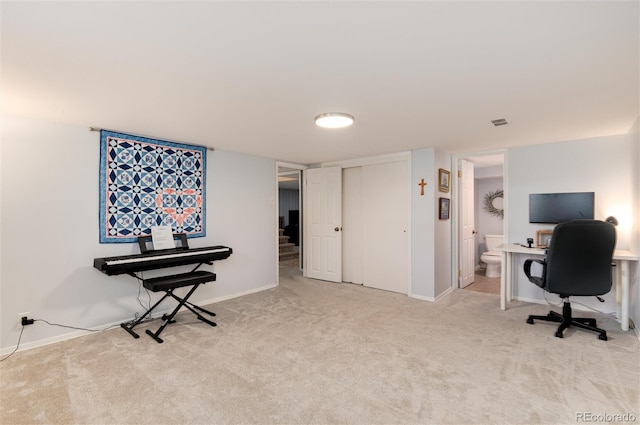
[93,245,233,275]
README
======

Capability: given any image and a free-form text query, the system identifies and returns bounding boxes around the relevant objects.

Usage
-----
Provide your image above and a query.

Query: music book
[150,226,176,250]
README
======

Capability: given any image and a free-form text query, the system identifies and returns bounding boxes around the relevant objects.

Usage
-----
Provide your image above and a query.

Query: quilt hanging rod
[89,127,215,151]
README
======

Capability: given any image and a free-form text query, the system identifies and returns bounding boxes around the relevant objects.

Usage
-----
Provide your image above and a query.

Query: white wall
[410,148,454,300]
[507,134,634,313]
[434,150,452,297]
[0,115,277,352]
[410,148,436,299]
[475,164,503,179]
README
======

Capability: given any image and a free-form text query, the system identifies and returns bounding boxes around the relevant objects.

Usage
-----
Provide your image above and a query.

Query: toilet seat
[480,252,500,261]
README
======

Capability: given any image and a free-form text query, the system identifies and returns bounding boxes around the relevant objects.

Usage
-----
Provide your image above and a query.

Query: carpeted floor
[1,265,638,424]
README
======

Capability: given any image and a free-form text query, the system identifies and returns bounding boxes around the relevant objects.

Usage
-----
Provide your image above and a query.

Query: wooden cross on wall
[418,178,427,196]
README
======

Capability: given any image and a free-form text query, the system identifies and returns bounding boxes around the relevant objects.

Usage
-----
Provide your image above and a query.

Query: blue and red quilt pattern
[99,130,206,243]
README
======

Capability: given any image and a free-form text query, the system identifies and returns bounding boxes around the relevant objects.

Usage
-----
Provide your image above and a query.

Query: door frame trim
[451,150,508,290]
[276,161,308,286]
[321,151,411,169]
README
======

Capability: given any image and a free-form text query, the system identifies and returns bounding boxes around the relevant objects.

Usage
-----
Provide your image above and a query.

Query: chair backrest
[545,220,616,297]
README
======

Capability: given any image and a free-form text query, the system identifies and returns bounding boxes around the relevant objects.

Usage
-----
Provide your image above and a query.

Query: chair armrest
[524,259,546,288]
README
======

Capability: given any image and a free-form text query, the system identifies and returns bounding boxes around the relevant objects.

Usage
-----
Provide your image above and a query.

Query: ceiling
[2,1,638,165]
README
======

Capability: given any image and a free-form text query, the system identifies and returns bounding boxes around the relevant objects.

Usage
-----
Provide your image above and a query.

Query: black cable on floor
[0,326,25,362]
[0,320,121,362]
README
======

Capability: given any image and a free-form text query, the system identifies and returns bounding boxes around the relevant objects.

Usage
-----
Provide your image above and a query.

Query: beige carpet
[1,265,638,424]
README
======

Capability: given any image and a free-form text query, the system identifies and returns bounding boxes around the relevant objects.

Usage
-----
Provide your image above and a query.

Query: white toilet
[480,235,504,278]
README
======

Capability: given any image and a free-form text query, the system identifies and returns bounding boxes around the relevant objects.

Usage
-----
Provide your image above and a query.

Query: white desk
[496,243,639,331]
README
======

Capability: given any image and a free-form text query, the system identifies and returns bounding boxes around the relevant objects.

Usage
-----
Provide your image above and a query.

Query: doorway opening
[277,163,306,281]
[454,152,506,295]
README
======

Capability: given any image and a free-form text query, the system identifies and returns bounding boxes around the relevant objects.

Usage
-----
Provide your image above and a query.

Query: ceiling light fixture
[314,112,354,129]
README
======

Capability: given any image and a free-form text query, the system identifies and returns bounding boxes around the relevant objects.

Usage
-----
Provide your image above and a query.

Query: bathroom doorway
[454,152,506,294]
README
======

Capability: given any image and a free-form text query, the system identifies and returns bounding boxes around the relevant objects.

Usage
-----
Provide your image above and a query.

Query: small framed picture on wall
[439,198,450,220]
[536,229,553,247]
[438,168,450,193]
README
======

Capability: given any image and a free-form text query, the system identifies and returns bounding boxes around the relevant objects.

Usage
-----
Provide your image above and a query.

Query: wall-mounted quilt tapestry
[99,130,206,243]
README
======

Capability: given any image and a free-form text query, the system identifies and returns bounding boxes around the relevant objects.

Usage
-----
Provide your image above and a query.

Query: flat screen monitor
[529,192,594,224]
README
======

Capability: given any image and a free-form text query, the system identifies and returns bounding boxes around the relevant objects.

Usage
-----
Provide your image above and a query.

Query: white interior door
[460,159,475,288]
[362,161,409,293]
[305,167,342,282]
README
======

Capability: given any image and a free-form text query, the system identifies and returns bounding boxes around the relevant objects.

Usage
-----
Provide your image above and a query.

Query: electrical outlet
[18,312,34,326]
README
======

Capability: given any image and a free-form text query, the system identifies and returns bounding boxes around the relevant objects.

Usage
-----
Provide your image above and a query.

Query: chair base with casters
[526,299,607,341]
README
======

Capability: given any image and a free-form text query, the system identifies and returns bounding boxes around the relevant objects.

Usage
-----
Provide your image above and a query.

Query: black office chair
[524,220,616,340]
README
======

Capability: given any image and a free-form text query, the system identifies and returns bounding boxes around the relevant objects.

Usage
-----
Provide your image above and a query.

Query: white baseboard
[1,282,278,356]
[1,320,126,356]
[434,287,453,301]
[197,282,278,306]
[409,287,452,303]
[409,293,435,302]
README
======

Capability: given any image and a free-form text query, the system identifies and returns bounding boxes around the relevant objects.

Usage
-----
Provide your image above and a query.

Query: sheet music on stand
[150,226,176,250]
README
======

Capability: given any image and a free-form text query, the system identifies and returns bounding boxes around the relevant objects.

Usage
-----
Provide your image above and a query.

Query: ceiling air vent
[491,118,509,127]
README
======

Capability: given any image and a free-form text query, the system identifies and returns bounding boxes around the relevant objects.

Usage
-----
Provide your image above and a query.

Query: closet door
[342,167,363,284]
[361,161,409,293]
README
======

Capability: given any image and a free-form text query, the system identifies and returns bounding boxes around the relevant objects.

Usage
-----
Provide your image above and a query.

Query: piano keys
[93,245,233,275]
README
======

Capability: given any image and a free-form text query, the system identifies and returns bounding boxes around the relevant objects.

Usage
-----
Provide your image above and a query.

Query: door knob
[334,227,342,232]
